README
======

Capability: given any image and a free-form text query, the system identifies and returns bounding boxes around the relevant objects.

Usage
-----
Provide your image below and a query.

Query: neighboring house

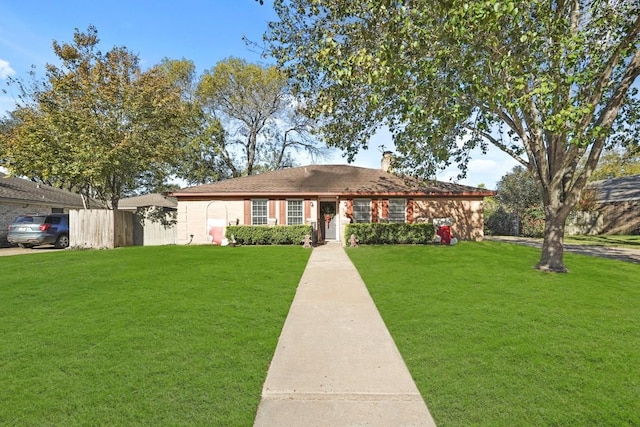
[170,164,496,245]
[0,172,95,246]
[569,174,640,235]
[118,193,178,246]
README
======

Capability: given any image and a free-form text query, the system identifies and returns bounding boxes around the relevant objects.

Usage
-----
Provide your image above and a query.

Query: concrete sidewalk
[254,243,436,426]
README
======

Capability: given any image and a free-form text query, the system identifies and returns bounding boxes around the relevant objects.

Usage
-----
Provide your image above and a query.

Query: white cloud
[0,59,16,79]
[436,147,520,189]
[468,158,499,173]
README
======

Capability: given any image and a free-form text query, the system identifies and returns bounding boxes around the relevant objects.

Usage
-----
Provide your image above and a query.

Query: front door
[320,201,337,240]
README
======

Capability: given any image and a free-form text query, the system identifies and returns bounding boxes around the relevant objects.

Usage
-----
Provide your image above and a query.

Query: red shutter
[244,199,251,225]
[346,199,353,217]
[268,200,276,221]
[407,199,414,223]
[371,199,379,223]
[279,200,286,225]
[382,199,389,219]
[304,199,311,222]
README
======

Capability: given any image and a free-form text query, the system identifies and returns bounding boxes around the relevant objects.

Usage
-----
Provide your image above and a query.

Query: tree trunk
[536,206,570,273]
[246,130,257,175]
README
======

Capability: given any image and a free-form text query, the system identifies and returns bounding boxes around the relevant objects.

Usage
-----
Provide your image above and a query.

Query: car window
[46,217,61,225]
[14,216,45,224]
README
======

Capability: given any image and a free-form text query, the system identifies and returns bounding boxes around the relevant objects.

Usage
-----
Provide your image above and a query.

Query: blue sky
[0,0,517,188]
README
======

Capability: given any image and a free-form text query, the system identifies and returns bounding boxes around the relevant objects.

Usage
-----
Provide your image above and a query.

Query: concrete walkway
[254,243,436,427]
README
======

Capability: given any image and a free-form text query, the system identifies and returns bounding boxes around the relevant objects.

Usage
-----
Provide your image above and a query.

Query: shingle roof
[119,193,178,209]
[171,164,494,198]
[0,173,92,207]
[589,174,640,203]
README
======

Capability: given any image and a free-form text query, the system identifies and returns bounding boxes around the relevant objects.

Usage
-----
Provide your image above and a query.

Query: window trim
[286,199,304,225]
[251,199,268,225]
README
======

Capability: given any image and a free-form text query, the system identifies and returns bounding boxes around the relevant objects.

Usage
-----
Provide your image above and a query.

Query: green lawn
[348,242,640,426]
[3,242,639,426]
[0,246,310,426]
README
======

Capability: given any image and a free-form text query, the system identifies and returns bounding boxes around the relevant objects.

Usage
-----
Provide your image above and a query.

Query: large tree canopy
[589,146,640,181]
[2,26,190,208]
[157,58,232,185]
[495,165,544,236]
[196,57,326,177]
[265,0,640,272]
[496,166,543,219]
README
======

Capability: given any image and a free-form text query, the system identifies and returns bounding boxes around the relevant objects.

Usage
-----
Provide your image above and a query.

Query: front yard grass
[348,242,640,426]
[0,245,310,426]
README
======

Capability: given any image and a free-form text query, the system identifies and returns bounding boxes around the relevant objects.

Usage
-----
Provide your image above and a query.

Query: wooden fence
[69,209,176,248]
[69,209,134,249]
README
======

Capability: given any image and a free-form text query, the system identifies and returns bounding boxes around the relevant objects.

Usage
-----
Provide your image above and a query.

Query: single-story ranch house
[170,164,496,245]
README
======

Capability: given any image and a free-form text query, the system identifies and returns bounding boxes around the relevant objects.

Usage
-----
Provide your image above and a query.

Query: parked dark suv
[7,213,70,248]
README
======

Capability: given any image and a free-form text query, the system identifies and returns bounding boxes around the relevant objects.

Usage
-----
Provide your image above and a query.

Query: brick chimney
[381,151,393,173]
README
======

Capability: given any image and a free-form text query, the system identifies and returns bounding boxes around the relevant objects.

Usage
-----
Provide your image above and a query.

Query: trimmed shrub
[345,223,435,244]
[485,207,515,235]
[226,225,312,245]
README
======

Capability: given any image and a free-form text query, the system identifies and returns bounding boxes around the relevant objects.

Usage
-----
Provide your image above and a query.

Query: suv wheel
[55,234,70,249]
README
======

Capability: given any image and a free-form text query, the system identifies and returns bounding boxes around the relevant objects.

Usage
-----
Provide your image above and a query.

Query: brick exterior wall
[413,198,486,241]
[358,197,486,241]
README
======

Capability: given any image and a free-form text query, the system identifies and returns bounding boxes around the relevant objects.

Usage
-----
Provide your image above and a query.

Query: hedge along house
[170,163,496,245]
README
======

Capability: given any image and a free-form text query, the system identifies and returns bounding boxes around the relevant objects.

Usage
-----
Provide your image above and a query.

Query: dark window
[353,199,371,223]
[388,199,406,223]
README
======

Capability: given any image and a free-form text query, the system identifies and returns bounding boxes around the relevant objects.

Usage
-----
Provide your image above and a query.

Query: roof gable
[119,193,178,208]
[171,165,494,198]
